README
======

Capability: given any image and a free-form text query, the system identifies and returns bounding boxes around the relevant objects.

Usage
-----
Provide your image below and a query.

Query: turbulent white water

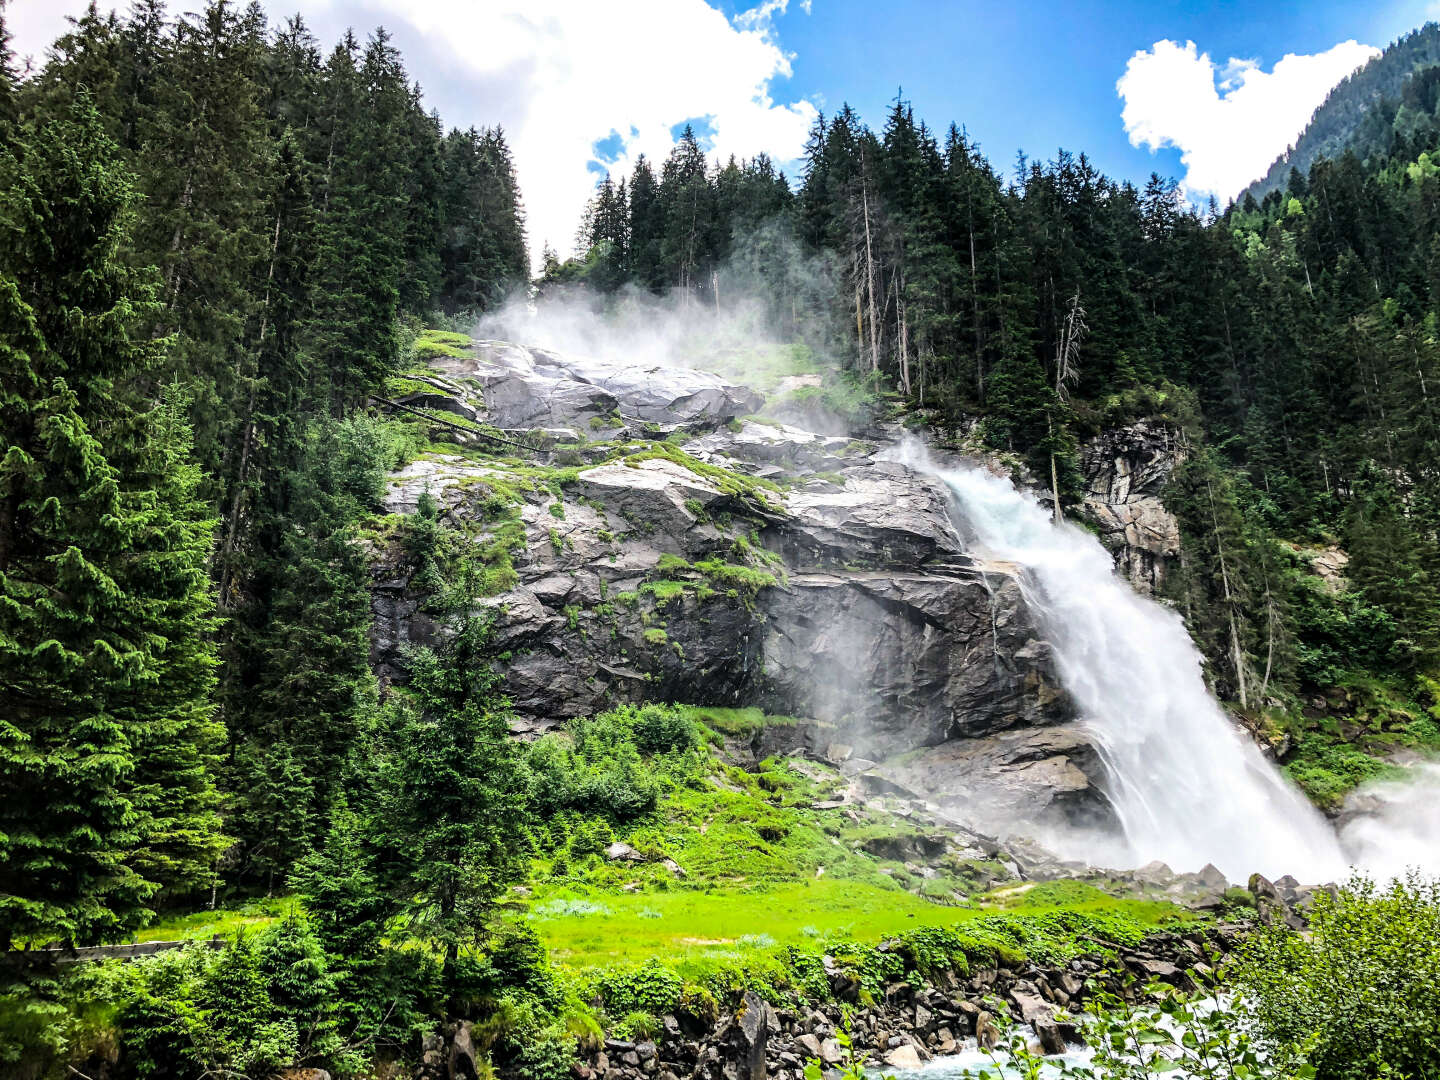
[917,456,1349,883]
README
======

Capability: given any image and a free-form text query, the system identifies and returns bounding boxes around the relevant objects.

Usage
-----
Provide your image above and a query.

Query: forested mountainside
[3,2,1440,1079]
[0,0,527,935]
[1245,22,1440,201]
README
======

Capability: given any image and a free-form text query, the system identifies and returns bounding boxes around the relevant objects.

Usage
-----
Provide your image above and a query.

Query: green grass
[413,328,474,360]
[677,705,803,737]
[527,877,1184,977]
[137,897,291,942]
[524,718,1192,984]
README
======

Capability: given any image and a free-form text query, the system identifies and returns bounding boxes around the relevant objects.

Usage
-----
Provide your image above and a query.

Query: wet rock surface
[427,340,765,428]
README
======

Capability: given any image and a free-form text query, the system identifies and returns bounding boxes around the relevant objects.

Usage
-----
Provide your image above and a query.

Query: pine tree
[0,95,221,944]
[371,610,528,976]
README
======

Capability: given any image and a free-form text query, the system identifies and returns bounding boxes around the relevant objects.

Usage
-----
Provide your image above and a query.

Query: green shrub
[595,959,684,1016]
[630,705,700,756]
[525,706,702,824]
[1237,872,1440,1080]
[102,919,357,1079]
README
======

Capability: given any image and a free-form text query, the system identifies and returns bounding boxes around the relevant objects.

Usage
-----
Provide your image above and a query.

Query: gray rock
[1034,1020,1067,1056]
[1009,988,1052,1024]
[885,1045,922,1070]
[1081,420,1182,595]
[721,991,768,1080]
[451,341,763,427]
[975,1011,1000,1051]
[450,1021,478,1080]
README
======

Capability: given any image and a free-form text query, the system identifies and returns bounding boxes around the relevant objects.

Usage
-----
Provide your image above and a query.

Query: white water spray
[915,455,1348,882]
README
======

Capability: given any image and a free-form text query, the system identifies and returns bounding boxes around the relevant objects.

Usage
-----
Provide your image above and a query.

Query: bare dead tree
[1049,287,1088,522]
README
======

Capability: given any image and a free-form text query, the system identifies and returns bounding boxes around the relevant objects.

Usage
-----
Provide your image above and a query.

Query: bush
[594,959,684,1016]
[524,706,702,824]
[630,704,700,756]
[1237,871,1440,1080]
[104,918,356,1078]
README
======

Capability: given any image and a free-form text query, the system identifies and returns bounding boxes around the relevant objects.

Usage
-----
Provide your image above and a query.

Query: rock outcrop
[420,340,764,432]
[1080,420,1182,594]
[370,341,1129,847]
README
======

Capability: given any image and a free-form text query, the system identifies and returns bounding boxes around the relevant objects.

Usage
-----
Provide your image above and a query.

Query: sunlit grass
[526,877,1184,977]
[137,897,292,942]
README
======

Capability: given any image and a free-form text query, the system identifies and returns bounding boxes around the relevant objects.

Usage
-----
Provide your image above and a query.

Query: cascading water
[910,451,1349,883]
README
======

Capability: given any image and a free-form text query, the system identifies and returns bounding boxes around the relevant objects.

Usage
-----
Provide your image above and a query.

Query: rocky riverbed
[413,923,1247,1080]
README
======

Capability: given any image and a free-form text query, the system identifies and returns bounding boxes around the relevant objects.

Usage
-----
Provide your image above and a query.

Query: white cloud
[370,0,816,267]
[1117,38,1380,201]
[10,0,818,271]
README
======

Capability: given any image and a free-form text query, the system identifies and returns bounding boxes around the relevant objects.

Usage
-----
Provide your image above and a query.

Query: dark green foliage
[107,919,353,1078]
[221,416,389,890]
[0,95,222,945]
[371,616,530,970]
[525,705,703,823]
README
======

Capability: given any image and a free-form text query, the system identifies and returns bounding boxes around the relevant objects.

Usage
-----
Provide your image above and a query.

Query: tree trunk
[1206,474,1248,709]
[860,156,880,372]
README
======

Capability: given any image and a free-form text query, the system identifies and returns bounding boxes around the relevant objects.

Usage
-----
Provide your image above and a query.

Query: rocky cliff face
[370,341,1140,846]
[1080,420,1183,595]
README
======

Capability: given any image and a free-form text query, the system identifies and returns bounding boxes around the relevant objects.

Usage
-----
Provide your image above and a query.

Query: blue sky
[738,0,1438,189]
[10,0,1438,259]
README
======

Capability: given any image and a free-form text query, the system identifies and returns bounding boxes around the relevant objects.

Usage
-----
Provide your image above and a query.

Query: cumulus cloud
[1117,38,1380,201]
[11,0,818,271]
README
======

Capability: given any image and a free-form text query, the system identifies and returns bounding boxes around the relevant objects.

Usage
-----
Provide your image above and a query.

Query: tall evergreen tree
[0,96,221,944]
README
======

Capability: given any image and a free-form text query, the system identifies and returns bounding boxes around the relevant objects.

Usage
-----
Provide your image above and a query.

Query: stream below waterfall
[903,447,1436,883]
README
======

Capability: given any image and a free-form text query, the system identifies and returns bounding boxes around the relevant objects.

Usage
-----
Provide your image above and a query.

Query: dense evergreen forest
[3,2,1440,1078]
[1246,22,1440,200]
[0,0,527,944]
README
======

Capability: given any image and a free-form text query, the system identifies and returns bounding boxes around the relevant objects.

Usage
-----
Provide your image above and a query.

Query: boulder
[1009,988,1052,1025]
[449,1021,478,1080]
[794,1034,823,1059]
[1034,1020,1067,1056]
[719,991,768,1080]
[885,1045,923,1070]
[975,1011,1001,1051]
[604,842,644,862]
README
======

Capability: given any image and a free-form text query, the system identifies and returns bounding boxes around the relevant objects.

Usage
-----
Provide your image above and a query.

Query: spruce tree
[0,95,221,944]
[371,610,528,976]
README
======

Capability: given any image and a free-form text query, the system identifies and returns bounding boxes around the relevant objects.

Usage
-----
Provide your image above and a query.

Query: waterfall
[915,454,1349,883]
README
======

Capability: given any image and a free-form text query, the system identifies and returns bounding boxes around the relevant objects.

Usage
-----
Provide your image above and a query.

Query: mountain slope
[1244,22,1440,201]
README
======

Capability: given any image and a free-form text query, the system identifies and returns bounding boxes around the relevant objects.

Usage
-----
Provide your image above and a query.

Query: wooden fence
[5,936,227,966]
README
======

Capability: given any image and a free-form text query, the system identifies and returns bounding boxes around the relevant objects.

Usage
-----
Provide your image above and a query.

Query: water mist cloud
[1342,762,1440,880]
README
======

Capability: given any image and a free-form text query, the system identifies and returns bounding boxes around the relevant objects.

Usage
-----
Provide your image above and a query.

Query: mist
[1341,762,1440,880]
[471,221,847,384]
